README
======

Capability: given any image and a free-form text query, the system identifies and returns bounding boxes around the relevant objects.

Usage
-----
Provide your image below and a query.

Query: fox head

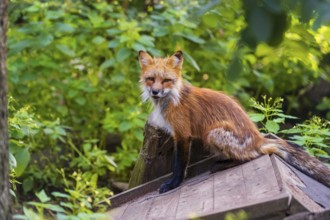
[138,51,184,105]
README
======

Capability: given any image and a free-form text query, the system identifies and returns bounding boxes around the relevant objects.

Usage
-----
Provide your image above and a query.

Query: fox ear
[138,51,153,68]
[169,51,184,69]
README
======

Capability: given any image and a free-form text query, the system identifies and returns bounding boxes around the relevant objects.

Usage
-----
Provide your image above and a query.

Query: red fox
[138,50,330,194]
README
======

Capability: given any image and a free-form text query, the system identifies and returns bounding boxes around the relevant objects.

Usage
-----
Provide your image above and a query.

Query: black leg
[159,139,190,194]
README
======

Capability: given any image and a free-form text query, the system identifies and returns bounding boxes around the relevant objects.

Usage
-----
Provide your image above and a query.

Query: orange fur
[138,51,330,193]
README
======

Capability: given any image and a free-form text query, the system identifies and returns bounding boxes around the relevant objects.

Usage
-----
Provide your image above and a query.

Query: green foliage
[241,0,330,48]
[9,98,114,218]
[249,96,330,159]
[14,188,108,220]
[7,0,330,217]
[282,117,330,158]
[249,96,297,133]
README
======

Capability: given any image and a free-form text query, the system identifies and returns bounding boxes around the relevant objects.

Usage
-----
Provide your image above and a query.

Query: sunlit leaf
[36,190,50,203]
[15,148,31,177]
[249,113,265,122]
[56,44,75,57]
[119,121,132,132]
[184,52,200,72]
[116,48,131,62]
[265,121,280,133]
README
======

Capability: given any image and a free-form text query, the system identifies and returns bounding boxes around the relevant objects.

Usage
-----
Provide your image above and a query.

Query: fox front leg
[159,138,191,194]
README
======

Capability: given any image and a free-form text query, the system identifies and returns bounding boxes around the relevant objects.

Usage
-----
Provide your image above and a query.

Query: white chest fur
[147,104,172,134]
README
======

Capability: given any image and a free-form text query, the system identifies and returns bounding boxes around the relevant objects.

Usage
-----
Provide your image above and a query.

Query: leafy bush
[282,116,330,158]
[9,98,114,218]
[249,96,297,133]
[249,96,330,160]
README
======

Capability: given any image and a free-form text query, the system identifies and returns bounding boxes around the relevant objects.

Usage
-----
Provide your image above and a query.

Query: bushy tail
[260,137,330,188]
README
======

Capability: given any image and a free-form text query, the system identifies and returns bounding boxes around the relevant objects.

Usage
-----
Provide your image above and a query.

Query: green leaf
[52,192,70,198]
[36,190,50,203]
[9,152,17,169]
[138,35,155,47]
[175,32,205,44]
[273,118,285,123]
[68,89,78,98]
[153,27,169,37]
[38,33,54,47]
[119,121,132,132]
[75,96,86,106]
[108,39,120,48]
[105,155,117,168]
[28,202,66,213]
[23,207,40,220]
[59,202,74,209]
[22,177,34,194]
[116,48,131,62]
[9,39,34,55]
[180,20,197,28]
[44,128,53,135]
[44,204,65,213]
[46,10,64,20]
[56,45,75,57]
[100,59,115,70]
[15,148,31,176]
[54,22,75,33]
[107,28,122,35]
[92,36,106,45]
[277,113,298,119]
[226,57,242,81]
[83,142,92,153]
[184,52,200,72]
[131,42,146,52]
[265,120,280,133]
[202,12,219,28]
[133,130,144,142]
[55,127,66,136]
[249,113,265,122]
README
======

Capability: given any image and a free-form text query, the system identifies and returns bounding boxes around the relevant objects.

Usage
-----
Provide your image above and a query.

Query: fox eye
[162,79,173,83]
[146,77,155,82]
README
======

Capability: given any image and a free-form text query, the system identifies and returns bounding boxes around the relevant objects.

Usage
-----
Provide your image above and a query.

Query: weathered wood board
[108,155,326,220]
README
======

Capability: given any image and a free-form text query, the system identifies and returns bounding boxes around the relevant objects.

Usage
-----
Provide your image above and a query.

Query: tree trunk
[128,122,211,188]
[0,0,11,219]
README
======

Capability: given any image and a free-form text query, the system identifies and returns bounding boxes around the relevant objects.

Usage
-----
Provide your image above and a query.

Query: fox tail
[260,137,330,188]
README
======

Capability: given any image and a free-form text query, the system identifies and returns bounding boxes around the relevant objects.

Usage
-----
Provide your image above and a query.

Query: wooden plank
[286,161,330,208]
[119,192,155,220]
[146,187,181,219]
[200,192,290,220]
[242,155,280,200]
[273,156,324,213]
[175,173,214,219]
[212,155,281,212]
[270,154,285,192]
[109,156,216,208]
[213,165,247,212]
[107,203,128,220]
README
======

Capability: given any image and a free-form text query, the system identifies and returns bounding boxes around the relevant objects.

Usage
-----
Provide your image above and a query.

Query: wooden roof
[107,155,330,220]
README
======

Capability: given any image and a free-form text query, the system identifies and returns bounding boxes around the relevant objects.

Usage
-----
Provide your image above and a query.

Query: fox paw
[159,182,172,194]
[159,177,182,194]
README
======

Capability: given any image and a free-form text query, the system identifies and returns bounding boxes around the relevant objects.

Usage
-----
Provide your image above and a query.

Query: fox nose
[151,89,160,95]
